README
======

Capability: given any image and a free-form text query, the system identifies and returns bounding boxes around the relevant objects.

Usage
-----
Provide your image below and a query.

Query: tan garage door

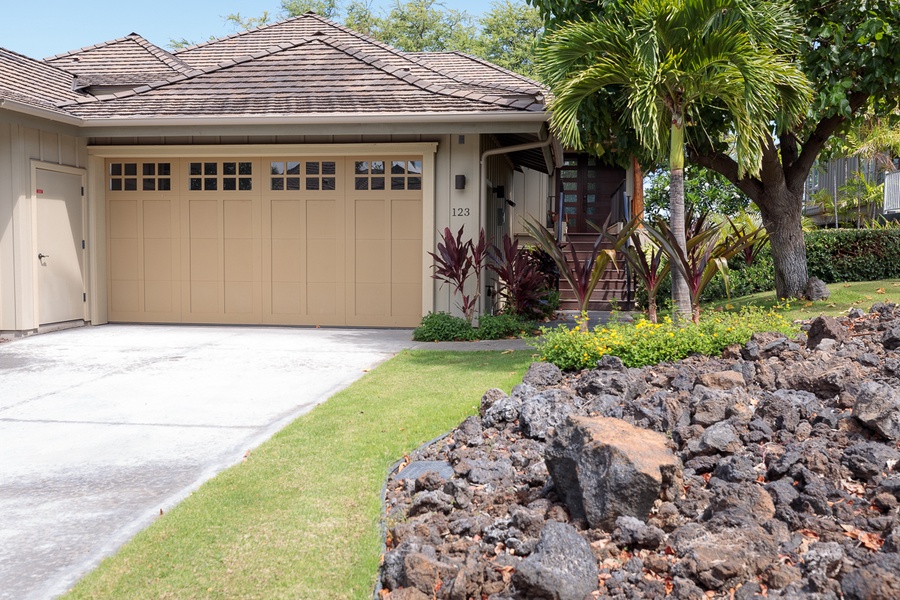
[106,156,423,327]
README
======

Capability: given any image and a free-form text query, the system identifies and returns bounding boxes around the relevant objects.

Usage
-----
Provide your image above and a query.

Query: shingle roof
[61,36,543,118]
[407,51,544,95]
[45,34,192,88]
[0,47,83,113]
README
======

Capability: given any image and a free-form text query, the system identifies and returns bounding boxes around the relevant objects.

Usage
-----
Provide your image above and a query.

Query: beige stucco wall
[0,113,88,334]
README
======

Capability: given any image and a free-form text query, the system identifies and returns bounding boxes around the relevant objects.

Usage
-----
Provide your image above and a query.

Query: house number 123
[452,207,471,217]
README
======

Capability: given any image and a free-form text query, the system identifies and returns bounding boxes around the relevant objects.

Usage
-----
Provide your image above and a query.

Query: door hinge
[83,293,87,302]
[82,240,86,250]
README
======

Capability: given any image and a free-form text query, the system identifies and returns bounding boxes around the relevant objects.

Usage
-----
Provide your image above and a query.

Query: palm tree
[538,0,812,321]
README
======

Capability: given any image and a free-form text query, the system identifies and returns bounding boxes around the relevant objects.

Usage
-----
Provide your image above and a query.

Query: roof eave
[77,111,549,127]
[0,98,83,126]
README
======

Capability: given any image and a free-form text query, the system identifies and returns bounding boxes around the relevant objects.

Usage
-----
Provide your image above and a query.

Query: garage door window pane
[190,178,202,191]
[204,163,217,176]
[110,179,122,191]
[355,161,369,175]
[204,178,217,191]
[391,177,405,190]
[223,178,237,191]
[322,162,336,175]
[190,163,202,175]
[271,162,285,175]
[287,177,301,190]
[306,178,319,191]
[143,179,156,191]
[355,177,368,190]
[306,162,319,175]
[239,178,252,191]
[371,161,385,175]
[124,178,138,191]
[110,163,122,176]
[158,163,171,177]
[124,163,137,176]
[143,163,156,176]
[322,177,335,191]
[239,162,252,175]
[408,177,421,190]
[391,161,406,174]
[371,177,385,190]
[271,178,284,191]
[408,160,422,175]
[223,162,237,176]
[158,179,171,191]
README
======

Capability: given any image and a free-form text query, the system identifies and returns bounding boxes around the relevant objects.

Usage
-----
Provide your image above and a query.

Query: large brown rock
[545,415,680,529]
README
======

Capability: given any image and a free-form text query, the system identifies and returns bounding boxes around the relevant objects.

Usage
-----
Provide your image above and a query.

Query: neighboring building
[803,155,899,226]
[0,13,638,336]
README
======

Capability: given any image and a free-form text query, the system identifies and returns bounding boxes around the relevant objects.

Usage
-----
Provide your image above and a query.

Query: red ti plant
[522,216,626,314]
[487,234,550,319]
[617,216,670,324]
[428,225,489,323]
[645,216,763,323]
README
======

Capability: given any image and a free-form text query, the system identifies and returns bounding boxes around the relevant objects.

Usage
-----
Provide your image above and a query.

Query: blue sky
[3,0,490,59]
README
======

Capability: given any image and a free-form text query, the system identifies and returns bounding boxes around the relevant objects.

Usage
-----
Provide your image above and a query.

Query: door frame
[30,161,88,326]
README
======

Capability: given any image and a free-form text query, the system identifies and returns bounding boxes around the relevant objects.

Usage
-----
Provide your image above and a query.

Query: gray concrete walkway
[0,324,417,600]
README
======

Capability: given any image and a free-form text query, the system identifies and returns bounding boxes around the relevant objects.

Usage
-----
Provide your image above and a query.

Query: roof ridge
[129,34,194,74]
[56,38,316,107]
[409,50,546,95]
[43,33,142,62]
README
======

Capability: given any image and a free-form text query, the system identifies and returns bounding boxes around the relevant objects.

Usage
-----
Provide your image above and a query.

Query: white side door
[36,168,85,325]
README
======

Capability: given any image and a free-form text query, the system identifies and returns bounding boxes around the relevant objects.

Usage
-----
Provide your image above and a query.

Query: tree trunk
[756,187,808,299]
[669,120,692,323]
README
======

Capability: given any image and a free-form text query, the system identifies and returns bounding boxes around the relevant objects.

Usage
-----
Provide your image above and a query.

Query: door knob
[38,253,49,260]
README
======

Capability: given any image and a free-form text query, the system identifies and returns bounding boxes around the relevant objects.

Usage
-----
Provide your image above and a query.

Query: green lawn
[64,350,534,600]
[709,279,900,321]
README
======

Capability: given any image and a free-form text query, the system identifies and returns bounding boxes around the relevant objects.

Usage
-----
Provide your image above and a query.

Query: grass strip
[709,279,900,320]
[64,350,534,600]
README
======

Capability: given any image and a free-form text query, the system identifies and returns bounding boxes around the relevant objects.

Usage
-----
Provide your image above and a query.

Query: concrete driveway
[0,324,415,600]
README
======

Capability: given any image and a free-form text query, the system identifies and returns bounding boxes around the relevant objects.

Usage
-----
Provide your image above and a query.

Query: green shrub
[413,312,474,342]
[534,307,797,371]
[477,313,537,339]
[805,229,900,283]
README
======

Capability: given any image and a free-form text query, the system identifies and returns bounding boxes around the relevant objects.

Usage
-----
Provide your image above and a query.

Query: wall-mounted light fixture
[455,174,466,190]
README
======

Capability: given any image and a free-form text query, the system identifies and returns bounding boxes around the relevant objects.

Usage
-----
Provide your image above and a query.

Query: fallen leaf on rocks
[396,454,410,473]
[841,525,884,550]
[495,565,515,583]
[798,529,819,539]
[841,479,866,495]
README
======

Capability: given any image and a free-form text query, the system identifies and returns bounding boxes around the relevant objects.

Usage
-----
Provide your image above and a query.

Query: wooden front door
[557,154,626,233]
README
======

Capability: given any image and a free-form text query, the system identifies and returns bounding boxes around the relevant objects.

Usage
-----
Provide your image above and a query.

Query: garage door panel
[307,282,338,315]
[143,239,172,281]
[307,200,337,236]
[144,281,174,313]
[143,201,173,238]
[356,283,387,315]
[109,200,137,239]
[109,238,138,281]
[271,238,302,282]
[356,239,387,283]
[224,239,253,281]
[271,200,303,239]
[355,200,385,235]
[271,282,302,314]
[392,283,422,317]
[110,280,139,313]
[190,281,218,313]
[307,240,337,282]
[392,239,422,284]
[225,282,254,314]
[189,200,219,239]
[392,200,422,239]
[189,238,218,282]
[224,200,253,238]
